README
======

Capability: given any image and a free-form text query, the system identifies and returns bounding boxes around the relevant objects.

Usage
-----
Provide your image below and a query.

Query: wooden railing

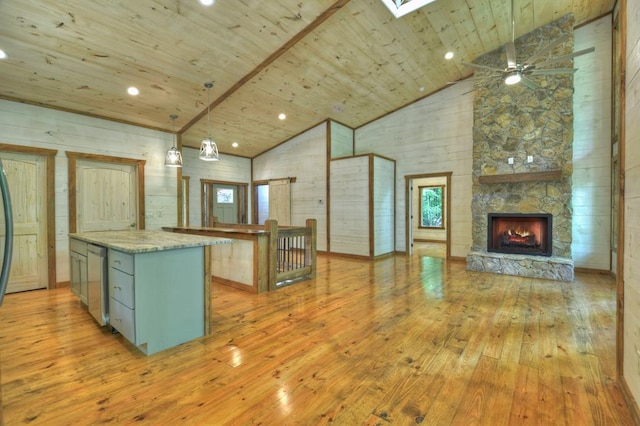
[265,219,317,287]
[163,218,317,293]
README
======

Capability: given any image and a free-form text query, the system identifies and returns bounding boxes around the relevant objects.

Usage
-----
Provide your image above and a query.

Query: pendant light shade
[199,82,219,162]
[165,114,183,167]
[199,137,219,161]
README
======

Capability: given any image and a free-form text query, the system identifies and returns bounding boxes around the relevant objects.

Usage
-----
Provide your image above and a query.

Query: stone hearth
[466,14,575,282]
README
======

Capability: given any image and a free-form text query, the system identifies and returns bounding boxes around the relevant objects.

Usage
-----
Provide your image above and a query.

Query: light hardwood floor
[0,247,635,425]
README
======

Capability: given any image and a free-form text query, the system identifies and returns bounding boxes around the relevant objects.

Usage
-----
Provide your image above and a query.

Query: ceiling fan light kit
[460,0,594,90]
[504,70,522,85]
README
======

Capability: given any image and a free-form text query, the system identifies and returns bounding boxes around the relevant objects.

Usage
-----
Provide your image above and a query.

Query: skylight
[379,0,437,18]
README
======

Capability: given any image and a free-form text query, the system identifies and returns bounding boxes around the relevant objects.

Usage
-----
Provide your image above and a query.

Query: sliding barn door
[268,179,291,226]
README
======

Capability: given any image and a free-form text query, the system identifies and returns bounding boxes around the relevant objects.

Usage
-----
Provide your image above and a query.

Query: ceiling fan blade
[529,68,577,75]
[534,46,595,68]
[461,62,504,73]
[524,33,571,66]
[520,76,539,90]
[505,41,517,68]
[446,75,496,86]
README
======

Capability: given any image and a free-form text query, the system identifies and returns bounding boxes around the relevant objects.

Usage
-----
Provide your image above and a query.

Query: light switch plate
[508,157,514,165]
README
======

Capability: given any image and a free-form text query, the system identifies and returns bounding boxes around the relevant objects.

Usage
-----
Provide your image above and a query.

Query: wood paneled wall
[329,121,354,158]
[354,82,475,258]
[253,123,328,251]
[623,0,640,409]
[330,155,370,257]
[572,15,613,270]
[0,99,178,284]
[181,147,251,227]
[372,155,395,256]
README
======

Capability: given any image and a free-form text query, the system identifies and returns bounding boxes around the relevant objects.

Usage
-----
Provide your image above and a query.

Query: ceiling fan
[461,0,594,89]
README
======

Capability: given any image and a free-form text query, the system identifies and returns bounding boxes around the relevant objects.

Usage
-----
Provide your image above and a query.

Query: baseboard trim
[574,267,614,276]
[620,375,640,425]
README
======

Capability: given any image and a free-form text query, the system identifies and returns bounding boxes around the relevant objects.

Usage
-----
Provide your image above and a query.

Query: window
[419,185,444,228]
[216,188,234,204]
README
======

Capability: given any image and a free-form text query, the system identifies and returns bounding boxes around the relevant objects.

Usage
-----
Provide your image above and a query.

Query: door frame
[404,172,452,259]
[0,143,58,288]
[201,179,248,225]
[66,152,146,233]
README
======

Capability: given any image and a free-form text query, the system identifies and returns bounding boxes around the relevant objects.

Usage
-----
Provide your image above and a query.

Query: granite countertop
[69,230,233,254]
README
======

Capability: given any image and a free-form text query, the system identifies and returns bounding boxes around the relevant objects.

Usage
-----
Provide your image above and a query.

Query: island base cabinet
[108,246,205,356]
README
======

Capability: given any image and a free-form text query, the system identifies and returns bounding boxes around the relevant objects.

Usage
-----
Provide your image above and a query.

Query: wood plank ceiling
[0,0,614,158]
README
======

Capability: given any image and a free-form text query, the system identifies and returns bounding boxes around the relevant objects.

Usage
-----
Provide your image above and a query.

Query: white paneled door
[76,161,138,232]
[0,152,48,292]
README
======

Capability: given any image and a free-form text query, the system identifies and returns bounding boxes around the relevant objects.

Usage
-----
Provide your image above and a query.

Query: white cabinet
[108,246,205,355]
[69,239,88,304]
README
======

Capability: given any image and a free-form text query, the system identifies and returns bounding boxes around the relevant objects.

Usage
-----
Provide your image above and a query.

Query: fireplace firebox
[487,213,552,257]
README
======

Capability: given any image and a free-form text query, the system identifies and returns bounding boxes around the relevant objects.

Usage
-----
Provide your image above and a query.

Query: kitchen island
[69,230,233,355]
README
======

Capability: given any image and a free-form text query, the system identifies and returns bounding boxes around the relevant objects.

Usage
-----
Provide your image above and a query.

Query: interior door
[212,184,238,223]
[76,161,138,232]
[0,152,48,292]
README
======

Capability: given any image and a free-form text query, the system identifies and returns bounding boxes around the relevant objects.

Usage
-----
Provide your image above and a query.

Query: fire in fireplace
[487,213,552,257]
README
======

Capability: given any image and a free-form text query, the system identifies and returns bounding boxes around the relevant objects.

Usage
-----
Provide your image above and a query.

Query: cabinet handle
[114,286,121,290]
[114,260,121,264]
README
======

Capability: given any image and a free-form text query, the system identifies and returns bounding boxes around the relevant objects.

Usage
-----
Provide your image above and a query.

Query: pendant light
[164,114,183,168]
[199,82,219,161]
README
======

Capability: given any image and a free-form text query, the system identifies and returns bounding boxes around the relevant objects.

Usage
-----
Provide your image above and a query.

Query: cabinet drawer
[70,239,88,256]
[109,298,135,344]
[109,268,134,309]
[109,250,134,274]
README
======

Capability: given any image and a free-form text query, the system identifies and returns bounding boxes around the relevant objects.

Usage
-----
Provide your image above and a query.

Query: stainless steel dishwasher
[87,244,108,326]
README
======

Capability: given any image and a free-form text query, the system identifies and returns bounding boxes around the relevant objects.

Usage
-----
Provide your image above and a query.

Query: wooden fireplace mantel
[478,169,562,184]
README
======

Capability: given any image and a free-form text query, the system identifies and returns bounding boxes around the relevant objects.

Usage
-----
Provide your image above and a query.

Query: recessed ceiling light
[444,51,454,60]
[0,49,7,59]
[232,142,239,148]
[278,113,286,120]
[418,86,425,92]
[127,86,139,96]
[199,0,216,6]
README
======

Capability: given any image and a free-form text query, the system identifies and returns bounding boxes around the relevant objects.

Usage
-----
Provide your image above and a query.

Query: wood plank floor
[0,246,635,425]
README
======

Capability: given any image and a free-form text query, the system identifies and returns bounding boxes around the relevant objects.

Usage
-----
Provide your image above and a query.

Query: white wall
[182,146,252,227]
[253,123,328,251]
[0,99,179,284]
[572,15,613,270]
[623,0,640,409]
[355,82,474,258]
[330,121,354,158]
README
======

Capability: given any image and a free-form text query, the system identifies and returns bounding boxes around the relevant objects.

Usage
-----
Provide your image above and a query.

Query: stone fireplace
[466,14,575,282]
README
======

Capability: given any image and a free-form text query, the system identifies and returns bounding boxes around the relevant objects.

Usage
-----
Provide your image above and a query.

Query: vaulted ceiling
[0,0,614,158]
